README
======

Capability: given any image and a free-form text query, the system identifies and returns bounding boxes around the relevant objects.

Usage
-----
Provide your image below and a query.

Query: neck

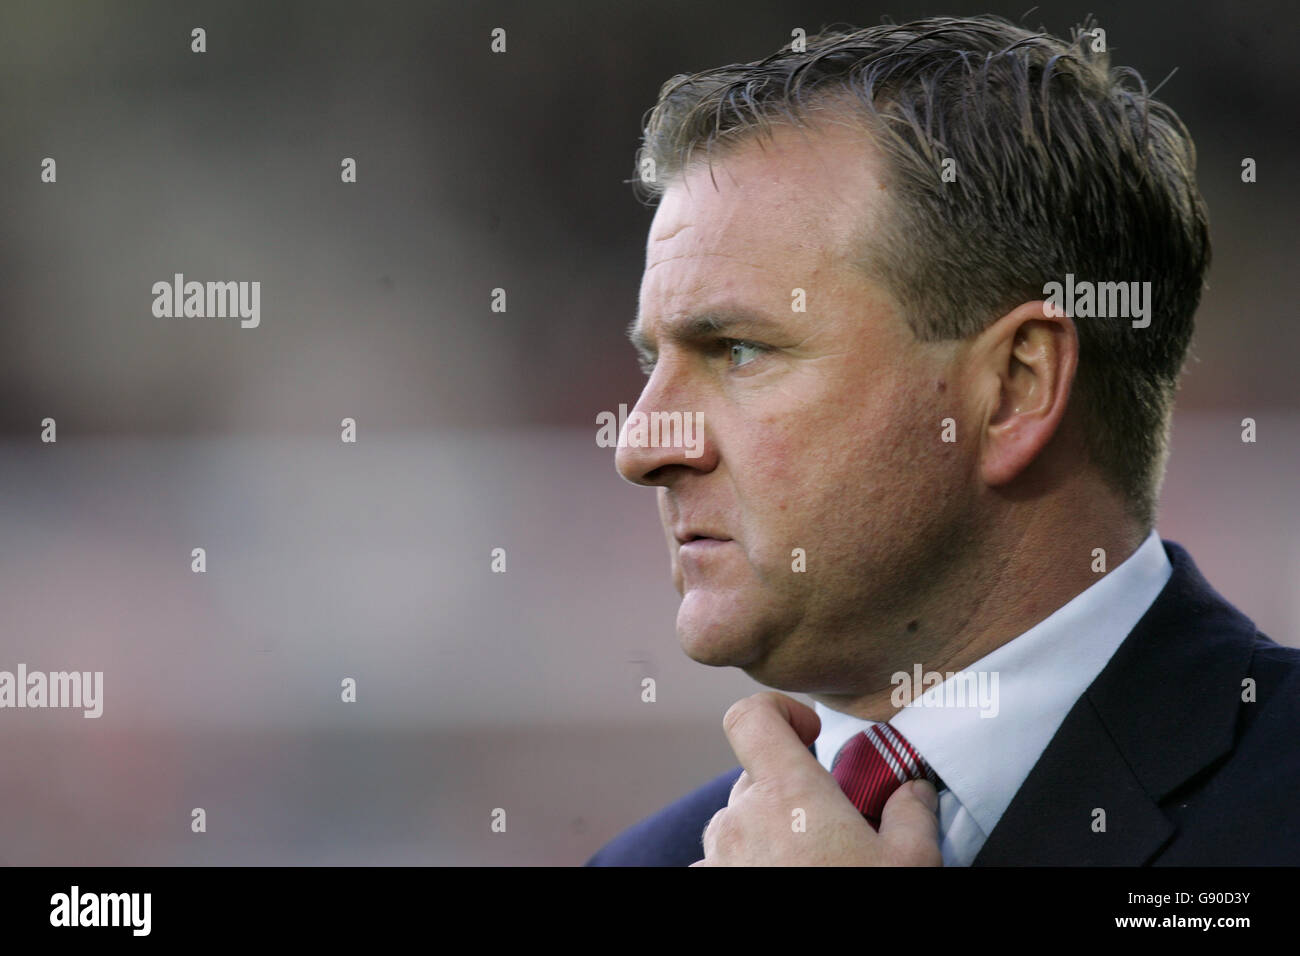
[811,489,1147,722]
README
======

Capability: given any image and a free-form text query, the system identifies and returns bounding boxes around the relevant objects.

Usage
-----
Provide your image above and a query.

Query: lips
[674,529,733,545]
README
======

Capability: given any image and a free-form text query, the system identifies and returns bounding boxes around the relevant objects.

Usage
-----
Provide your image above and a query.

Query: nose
[614,365,717,486]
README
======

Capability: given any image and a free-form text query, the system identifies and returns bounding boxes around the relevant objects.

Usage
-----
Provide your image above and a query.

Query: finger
[721,692,823,783]
[877,780,943,865]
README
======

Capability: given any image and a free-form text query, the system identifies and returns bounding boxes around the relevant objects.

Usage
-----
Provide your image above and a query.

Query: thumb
[877,780,943,865]
[722,692,822,783]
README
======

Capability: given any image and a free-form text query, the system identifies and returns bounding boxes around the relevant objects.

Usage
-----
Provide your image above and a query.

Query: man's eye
[725,340,767,369]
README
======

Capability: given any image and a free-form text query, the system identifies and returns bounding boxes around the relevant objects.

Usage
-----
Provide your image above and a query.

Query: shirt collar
[814,530,1172,837]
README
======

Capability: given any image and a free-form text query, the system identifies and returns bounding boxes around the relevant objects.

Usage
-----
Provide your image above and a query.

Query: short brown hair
[634,15,1211,530]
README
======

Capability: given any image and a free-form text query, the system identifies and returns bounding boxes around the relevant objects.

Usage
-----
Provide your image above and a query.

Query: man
[587,15,1300,866]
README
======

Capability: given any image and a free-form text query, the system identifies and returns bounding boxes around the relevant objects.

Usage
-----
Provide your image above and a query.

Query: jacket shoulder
[585,766,742,867]
[1234,629,1300,751]
[1152,630,1300,864]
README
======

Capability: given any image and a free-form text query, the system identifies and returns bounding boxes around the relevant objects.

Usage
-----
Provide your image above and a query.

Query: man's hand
[691,691,942,866]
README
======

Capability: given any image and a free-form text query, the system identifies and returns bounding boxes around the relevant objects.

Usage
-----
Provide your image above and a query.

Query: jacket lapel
[973,540,1256,865]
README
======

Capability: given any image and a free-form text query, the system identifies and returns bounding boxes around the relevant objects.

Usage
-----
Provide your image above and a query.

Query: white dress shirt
[813,530,1173,866]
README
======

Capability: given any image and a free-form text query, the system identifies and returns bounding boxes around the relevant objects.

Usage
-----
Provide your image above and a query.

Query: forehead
[643,120,885,283]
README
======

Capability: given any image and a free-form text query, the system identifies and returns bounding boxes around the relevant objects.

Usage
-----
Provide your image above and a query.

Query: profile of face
[616,122,985,697]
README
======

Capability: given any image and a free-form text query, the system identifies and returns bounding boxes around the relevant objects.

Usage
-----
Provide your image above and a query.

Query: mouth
[675,532,733,547]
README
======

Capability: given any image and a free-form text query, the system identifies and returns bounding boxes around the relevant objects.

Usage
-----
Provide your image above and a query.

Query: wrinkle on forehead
[653,221,694,243]
[644,251,774,274]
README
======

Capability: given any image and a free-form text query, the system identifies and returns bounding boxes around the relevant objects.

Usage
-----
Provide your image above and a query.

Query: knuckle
[711,813,744,853]
[721,696,758,735]
[701,807,726,845]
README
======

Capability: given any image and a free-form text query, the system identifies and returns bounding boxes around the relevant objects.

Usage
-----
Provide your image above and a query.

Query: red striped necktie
[831,724,942,829]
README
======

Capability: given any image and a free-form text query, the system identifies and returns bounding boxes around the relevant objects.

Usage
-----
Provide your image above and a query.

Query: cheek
[732,415,833,542]
[744,420,799,500]
[767,396,909,528]
[726,366,909,539]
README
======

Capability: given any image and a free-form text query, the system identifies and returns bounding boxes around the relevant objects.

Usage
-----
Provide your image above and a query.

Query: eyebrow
[626,306,786,362]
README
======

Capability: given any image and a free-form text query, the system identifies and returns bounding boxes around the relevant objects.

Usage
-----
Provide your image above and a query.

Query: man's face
[617,122,978,695]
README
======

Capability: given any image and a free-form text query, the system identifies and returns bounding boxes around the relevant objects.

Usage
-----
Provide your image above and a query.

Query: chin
[675,586,794,671]
[675,588,759,667]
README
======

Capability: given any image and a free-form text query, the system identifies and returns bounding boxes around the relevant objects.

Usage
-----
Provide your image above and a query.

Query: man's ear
[970,300,1079,488]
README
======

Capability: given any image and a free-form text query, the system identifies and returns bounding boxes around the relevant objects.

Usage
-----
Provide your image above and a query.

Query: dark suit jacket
[586,540,1300,865]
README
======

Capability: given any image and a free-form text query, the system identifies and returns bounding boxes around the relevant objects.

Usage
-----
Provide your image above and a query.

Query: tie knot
[831,724,941,829]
